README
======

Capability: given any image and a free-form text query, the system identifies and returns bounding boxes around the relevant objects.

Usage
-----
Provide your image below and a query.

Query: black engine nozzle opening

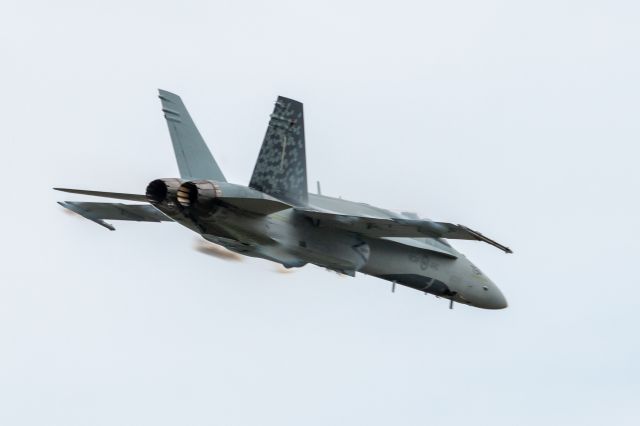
[146,179,168,204]
[176,182,198,207]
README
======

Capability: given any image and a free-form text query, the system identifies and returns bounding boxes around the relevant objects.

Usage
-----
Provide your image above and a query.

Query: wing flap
[59,202,172,230]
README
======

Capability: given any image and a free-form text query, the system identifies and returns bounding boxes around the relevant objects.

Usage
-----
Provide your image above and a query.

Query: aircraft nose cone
[484,285,508,310]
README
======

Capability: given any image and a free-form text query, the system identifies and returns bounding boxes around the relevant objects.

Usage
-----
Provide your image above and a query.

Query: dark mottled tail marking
[249,97,307,205]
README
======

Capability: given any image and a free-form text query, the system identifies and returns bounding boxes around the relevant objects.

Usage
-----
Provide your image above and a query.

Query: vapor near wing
[193,240,244,262]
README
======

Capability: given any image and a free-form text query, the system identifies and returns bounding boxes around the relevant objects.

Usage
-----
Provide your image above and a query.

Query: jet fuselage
[56,90,511,311]
[150,182,507,310]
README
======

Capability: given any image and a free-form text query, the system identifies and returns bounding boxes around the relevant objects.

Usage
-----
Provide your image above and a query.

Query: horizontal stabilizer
[54,188,147,202]
[59,201,172,230]
[221,197,292,215]
[298,209,513,254]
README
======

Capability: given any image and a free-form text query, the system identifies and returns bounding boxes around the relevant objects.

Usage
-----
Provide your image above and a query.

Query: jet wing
[298,210,512,253]
[58,201,172,230]
[54,187,148,202]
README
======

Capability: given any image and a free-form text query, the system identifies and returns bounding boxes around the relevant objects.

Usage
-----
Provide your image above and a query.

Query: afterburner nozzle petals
[176,180,222,209]
[176,181,197,207]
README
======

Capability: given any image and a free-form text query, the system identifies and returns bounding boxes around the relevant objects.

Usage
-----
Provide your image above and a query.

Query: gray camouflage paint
[55,90,510,310]
[249,97,308,205]
[145,197,507,309]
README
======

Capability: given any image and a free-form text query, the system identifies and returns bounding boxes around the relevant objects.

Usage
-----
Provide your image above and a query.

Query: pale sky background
[1,1,639,425]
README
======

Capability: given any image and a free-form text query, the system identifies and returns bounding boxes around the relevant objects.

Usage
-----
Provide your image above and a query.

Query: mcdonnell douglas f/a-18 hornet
[56,90,512,310]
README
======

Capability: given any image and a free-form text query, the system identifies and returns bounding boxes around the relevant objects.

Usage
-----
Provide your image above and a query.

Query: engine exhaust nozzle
[146,178,183,204]
[176,182,197,207]
[176,180,221,209]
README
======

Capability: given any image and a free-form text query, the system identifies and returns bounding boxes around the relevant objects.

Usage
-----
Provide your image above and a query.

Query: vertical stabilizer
[249,96,308,205]
[158,89,226,182]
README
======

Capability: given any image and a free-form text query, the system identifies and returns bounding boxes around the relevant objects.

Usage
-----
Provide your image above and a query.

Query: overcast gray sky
[1,1,639,425]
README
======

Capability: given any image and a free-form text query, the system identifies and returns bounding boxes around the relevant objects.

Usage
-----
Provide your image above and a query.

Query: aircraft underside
[55,90,510,310]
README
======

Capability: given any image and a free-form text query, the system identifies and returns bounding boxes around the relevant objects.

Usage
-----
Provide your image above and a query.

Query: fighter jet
[56,90,512,310]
